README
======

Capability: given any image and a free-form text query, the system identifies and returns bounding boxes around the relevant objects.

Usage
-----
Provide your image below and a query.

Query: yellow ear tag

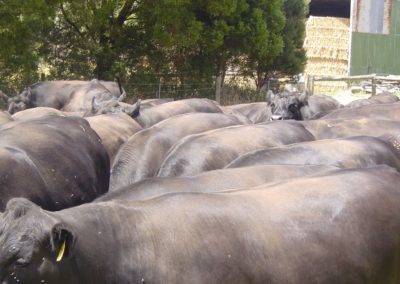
[56,240,66,262]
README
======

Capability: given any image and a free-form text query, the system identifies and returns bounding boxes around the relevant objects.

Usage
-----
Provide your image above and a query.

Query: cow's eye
[15,258,30,267]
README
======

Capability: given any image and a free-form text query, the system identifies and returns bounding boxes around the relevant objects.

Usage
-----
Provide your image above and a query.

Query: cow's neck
[53,202,147,283]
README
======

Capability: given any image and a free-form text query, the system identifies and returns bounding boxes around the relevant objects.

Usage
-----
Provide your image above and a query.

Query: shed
[350,0,400,75]
[306,0,400,77]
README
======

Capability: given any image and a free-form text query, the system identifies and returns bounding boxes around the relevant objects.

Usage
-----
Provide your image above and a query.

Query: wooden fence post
[371,77,376,96]
[157,78,161,98]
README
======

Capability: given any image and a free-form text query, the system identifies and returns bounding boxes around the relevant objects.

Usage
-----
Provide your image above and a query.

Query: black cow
[300,94,343,119]
[220,102,271,123]
[11,107,68,121]
[227,136,400,171]
[0,112,12,125]
[101,164,336,201]
[0,116,109,211]
[140,98,174,111]
[134,98,222,128]
[157,121,315,177]
[322,102,400,120]
[266,91,344,120]
[7,80,125,114]
[110,112,242,190]
[300,118,400,139]
[85,113,143,164]
[266,90,309,120]
[1,166,400,283]
[346,92,399,108]
[62,80,140,117]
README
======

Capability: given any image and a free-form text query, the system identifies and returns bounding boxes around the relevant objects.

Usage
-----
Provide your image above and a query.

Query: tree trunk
[95,52,113,80]
[256,68,269,92]
[94,34,114,80]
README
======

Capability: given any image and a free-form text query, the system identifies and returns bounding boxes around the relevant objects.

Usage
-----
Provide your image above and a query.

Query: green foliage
[140,0,286,101]
[0,0,308,100]
[45,0,146,80]
[0,0,56,92]
[274,0,308,76]
[241,0,307,89]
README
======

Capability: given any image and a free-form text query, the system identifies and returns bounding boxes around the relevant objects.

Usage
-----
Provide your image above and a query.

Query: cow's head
[120,100,141,118]
[266,90,309,120]
[0,198,75,283]
[91,97,141,118]
[7,88,34,114]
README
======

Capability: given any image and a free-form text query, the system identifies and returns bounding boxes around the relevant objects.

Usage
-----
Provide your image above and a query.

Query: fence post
[157,78,161,98]
[346,78,351,89]
[371,76,376,96]
[306,76,315,95]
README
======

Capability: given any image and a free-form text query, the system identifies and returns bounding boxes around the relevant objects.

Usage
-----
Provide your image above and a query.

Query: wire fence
[307,74,400,96]
[0,74,276,110]
[121,82,215,102]
[118,74,279,105]
[120,82,268,105]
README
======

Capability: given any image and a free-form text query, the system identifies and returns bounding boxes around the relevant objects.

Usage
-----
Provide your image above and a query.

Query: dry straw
[304,16,350,94]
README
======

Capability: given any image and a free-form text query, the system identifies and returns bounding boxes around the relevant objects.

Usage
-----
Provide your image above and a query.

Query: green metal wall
[393,0,400,35]
[350,32,400,75]
[350,1,400,75]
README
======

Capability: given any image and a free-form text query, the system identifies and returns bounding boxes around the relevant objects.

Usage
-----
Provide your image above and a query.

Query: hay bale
[304,16,350,94]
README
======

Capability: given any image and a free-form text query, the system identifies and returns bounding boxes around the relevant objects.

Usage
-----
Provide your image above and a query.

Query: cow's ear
[266,90,275,104]
[7,102,15,114]
[50,224,75,262]
[299,91,310,106]
[128,99,141,118]
[90,78,99,85]
[26,87,32,101]
[117,91,126,102]
[5,198,37,219]
[91,96,101,114]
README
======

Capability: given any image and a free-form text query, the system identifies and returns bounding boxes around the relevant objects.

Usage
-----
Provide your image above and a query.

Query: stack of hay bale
[304,16,350,94]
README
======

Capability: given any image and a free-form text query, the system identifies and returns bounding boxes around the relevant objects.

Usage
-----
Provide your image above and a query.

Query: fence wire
[0,74,272,110]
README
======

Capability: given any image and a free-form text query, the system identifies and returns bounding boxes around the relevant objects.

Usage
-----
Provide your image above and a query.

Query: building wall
[350,0,400,75]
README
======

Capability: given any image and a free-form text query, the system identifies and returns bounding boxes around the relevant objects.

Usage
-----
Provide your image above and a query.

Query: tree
[46,0,145,80]
[273,0,308,77]
[195,0,259,103]
[0,0,56,93]
[139,0,287,102]
[0,0,306,102]
[242,0,307,91]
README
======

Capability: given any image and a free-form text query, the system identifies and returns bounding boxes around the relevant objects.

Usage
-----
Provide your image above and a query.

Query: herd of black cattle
[0,79,400,283]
